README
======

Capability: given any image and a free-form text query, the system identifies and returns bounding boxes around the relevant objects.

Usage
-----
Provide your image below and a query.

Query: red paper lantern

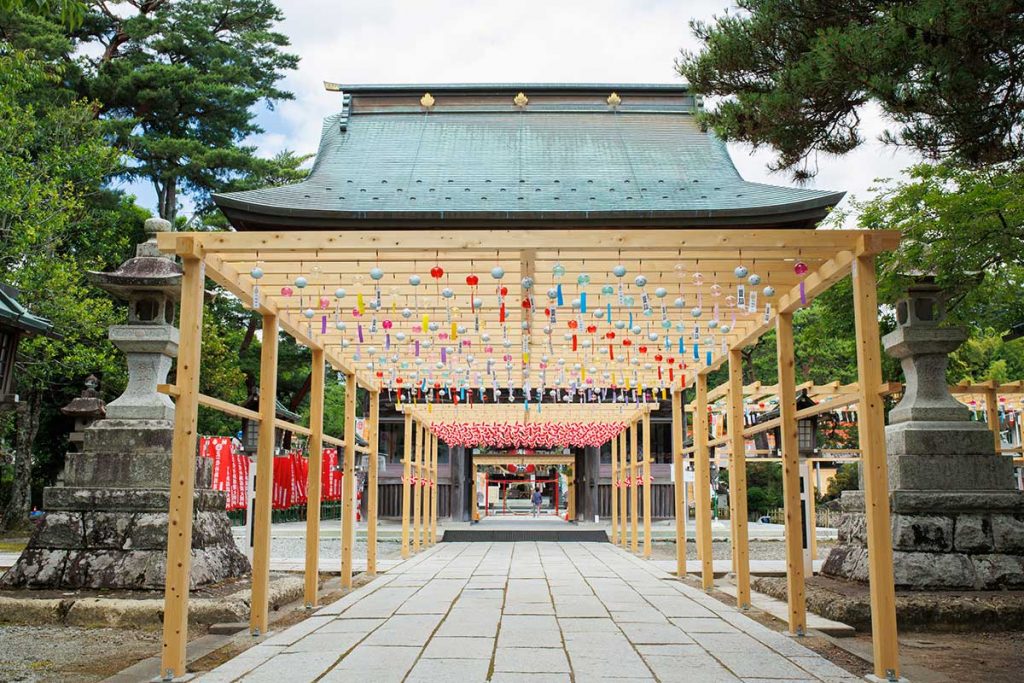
[507,463,518,474]
[430,266,444,279]
[654,354,663,362]
[586,325,597,334]
[606,331,615,339]
[521,298,531,309]
[568,320,578,329]
[622,339,632,346]
[466,274,479,286]
[500,286,508,296]
[525,464,536,474]
[638,346,648,354]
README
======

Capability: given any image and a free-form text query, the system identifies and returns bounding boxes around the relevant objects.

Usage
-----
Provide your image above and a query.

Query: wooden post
[985,382,1002,453]
[159,255,205,678]
[619,430,628,546]
[413,421,423,552]
[852,253,901,679]
[728,349,751,609]
[630,419,639,554]
[249,312,278,635]
[303,347,326,606]
[808,469,818,560]
[431,433,439,544]
[642,408,652,559]
[694,372,714,589]
[401,412,412,558]
[366,389,380,575]
[776,312,807,634]
[672,389,686,578]
[340,373,356,589]
[471,461,479,522]
[420,423,429,548]
[610,435,619,545]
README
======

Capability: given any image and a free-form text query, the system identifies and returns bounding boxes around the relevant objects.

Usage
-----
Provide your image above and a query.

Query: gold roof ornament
[420,92,435,109]
[513,91,529,108]
[607,91,622,108]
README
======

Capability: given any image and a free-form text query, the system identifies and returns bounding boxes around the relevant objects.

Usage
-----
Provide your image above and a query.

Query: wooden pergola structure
[154,226,903,680]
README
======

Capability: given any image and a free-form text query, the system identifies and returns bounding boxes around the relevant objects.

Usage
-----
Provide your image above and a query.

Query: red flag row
[199,437,342,511]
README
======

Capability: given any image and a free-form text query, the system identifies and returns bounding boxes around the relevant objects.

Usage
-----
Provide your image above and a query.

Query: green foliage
[4,0,300,220]
[0,45,139,524]
[823,463,859,502]
[0,47,129,397]
[854,162,1024,332]
[949,329,1024,384]
[0,0,84,27]
[745,462,784,515]
[678,1,1024,177]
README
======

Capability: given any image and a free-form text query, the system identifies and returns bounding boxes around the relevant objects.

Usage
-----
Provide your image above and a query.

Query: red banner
[199,436,249,511]
[200,438,342,511]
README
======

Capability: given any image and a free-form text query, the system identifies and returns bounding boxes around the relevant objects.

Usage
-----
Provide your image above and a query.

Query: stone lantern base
[823,489,1024,590]
[1,421,249,590]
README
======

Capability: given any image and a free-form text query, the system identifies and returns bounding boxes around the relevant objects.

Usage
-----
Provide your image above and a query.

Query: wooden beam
[852,253,900,679]
[367,389,380,575]
[672,388,686,579]
[304,348,326,607]
[776,312,807,634]
[728,348,751,610]
[159,255,205,679]
[401,413,412,558]
[340,372,357,588]
[249,312,278,635]
[642,408,652,559]
[694,372,714,589]
[165,229,898,255]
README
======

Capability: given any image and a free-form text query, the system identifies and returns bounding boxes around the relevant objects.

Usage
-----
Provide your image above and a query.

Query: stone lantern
[60,375,106,454]
[824,279,1024,589]
[1,218,249,590]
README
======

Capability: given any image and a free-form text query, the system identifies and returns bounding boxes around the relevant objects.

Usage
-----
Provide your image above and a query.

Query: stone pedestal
[823,282,1024,589]
[1,218,249,590]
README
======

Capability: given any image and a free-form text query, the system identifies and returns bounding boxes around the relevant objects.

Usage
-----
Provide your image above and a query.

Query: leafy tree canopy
[851,161,1024,331]
[3,0,300,220]
[678,1,1024,178]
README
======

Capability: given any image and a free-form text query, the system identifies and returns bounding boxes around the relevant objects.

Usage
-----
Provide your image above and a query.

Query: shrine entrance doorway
[473,453,574,520]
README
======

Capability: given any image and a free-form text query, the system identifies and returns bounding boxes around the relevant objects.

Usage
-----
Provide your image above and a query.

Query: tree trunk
[2,391,41,531]
[158,176,177,221]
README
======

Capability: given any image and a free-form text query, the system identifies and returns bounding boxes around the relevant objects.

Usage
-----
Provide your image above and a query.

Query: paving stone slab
[421,635,496,659]
[494,646,571,673]
[319,644,421,682]
[405,657,491,682]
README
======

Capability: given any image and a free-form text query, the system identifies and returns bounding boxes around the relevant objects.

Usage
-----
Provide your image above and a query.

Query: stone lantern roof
[60,375,106,421]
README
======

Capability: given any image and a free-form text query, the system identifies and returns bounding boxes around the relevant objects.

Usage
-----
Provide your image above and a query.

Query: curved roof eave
[213,189,845,230]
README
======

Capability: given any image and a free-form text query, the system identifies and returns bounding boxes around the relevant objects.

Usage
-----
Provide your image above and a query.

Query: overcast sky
[130,0,920,223]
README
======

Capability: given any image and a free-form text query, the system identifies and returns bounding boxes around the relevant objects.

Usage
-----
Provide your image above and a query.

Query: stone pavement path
[199,542,859,682]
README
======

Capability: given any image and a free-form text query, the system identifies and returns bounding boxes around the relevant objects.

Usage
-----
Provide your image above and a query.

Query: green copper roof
[215,84,843,229]
[0,283,53,335]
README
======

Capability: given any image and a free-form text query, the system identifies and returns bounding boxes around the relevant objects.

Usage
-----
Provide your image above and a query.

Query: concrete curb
[0,575,304,629]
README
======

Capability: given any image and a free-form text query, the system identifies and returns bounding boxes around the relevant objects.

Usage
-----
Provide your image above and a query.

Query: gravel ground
[235,536,405,560]
[651,539,836,561]
[0,625,161,682]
